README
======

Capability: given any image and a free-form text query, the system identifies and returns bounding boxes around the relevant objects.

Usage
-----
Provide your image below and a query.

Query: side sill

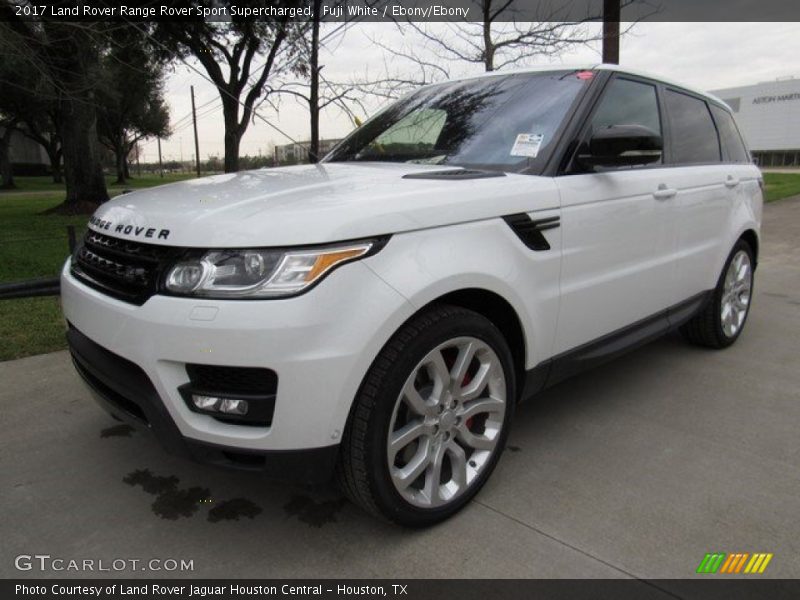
[520,290,712,401]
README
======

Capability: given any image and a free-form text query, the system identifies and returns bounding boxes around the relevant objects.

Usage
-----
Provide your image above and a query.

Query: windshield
[325,70,592,173]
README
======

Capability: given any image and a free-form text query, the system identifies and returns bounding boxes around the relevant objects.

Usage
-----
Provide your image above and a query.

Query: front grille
[71,231,184,304]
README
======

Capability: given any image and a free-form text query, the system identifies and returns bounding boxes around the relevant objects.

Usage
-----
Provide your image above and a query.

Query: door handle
[725,175,740,188]
[653,184,677,200]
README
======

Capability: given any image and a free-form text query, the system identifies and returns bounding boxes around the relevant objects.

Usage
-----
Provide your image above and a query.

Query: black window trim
[540,69,613,177]
[708,102,752,164]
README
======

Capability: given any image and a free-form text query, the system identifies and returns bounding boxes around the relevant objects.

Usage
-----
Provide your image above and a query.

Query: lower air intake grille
[185,364,279,397]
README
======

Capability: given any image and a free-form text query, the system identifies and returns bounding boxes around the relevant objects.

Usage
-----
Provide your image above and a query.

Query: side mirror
[578,124,662,168]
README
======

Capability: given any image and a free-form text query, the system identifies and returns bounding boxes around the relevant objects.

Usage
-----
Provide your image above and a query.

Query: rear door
[553,75,676,354]
[661,89,730,301]
[709,102,763,259]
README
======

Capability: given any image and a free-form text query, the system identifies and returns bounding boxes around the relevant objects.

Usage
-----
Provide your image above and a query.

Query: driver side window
[591,78,662,137]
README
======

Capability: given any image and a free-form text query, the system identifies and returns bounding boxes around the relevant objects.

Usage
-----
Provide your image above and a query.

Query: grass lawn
[0,192,87,282]
[762,172,800,203]
[0,192,80,361]
[0,174,199,361]
[0,297,66,361]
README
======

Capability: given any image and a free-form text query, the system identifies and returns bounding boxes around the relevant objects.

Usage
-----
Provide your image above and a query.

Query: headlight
[164,241,377,298]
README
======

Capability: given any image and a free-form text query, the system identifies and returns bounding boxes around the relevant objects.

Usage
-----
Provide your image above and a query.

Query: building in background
[711,78,800,167]
[0,126,49,172]
[274,138,341,165]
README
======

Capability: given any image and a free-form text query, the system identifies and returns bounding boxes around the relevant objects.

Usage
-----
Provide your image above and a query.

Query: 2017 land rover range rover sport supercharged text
[62,65,762,526]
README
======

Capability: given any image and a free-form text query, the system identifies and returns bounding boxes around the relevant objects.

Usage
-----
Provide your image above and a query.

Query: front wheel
[336,305,515,527]
[681,239,755,348]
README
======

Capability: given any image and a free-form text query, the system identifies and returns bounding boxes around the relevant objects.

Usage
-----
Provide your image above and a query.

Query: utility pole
[190,85,201,178]
[602,0,621,64]
[308,0,321,163]
[157,137,164,178]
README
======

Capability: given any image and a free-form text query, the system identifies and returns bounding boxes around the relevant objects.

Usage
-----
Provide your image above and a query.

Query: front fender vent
[503,213,560,251]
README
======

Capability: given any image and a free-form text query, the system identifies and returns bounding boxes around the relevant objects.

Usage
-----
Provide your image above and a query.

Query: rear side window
[590,78,662,136]
[665,90,721,164]
[710,105,750,163]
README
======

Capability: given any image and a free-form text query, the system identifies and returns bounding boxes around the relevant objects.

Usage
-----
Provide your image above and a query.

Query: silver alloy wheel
[386,336,507,508]
[721,249,753,338]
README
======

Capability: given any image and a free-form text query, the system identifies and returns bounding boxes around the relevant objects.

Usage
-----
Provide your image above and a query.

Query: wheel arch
[416,288,528,398]
[739,229,759,266]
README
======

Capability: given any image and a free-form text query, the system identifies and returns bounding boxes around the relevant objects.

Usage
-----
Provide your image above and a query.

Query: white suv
[62,65,762,526]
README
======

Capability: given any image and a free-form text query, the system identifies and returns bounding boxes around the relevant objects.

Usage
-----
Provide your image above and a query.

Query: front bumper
[68,324,337,482]
[60,257,415,480]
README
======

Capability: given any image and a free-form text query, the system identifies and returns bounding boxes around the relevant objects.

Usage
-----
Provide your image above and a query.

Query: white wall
[711,79,800,152]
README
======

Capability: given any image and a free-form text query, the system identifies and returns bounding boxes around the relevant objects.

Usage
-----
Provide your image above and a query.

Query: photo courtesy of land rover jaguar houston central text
[62,65,762,526]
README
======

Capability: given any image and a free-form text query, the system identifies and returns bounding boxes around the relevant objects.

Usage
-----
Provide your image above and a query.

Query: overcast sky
[138,21,800,164]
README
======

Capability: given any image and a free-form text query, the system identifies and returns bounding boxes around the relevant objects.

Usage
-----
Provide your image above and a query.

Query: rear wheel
[681,240,755,348]
[336,305,515,527]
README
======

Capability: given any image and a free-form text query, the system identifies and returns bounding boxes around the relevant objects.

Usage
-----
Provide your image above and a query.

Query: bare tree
[269,11,369,162]
[157,2,307,172]
[363,0,646,100]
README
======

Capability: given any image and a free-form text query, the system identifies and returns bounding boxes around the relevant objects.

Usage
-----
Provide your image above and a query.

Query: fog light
[192,394,221,411]
[219,398,249,415]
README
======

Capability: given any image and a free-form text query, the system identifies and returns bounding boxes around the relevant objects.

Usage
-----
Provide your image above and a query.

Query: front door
[554,75,676,355]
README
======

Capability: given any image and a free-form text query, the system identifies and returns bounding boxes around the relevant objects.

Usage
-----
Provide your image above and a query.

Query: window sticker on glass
[510,133,544,158]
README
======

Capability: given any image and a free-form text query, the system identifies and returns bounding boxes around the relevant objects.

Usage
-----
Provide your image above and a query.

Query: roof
[428,63,727,109]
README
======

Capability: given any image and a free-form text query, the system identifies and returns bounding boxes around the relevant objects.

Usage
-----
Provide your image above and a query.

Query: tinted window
[710,104,750,163]
[326,71,591,173]
[590,78,662,136]
[665,91,721,164]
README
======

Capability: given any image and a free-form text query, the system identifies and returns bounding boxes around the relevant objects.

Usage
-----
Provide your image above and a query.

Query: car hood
[89,162,559,247]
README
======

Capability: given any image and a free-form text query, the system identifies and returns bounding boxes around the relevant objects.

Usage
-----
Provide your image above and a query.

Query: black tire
[336,304,516,527]
[680,239,755,349]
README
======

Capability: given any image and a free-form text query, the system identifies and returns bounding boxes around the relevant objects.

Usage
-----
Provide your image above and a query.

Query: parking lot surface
[2,198,799,581]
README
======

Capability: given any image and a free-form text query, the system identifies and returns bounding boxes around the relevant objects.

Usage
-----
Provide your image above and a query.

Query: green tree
[0,47,63,184]
[97,32,171,184]
[0,4,109,212]
[0,116,18,189]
